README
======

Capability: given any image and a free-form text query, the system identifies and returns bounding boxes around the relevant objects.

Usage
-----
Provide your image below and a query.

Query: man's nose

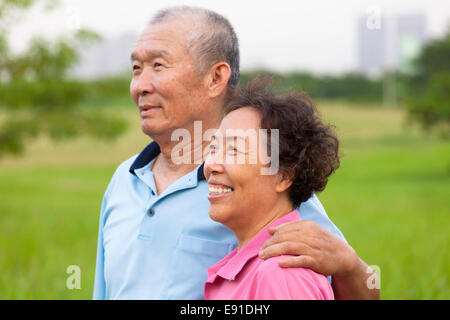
[136,68,155,95]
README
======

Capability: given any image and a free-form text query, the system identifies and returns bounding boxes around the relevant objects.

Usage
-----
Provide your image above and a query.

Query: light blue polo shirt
[93,141,345,300]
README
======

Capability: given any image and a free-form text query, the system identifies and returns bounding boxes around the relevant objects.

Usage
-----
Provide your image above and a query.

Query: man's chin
[141,121,169,138]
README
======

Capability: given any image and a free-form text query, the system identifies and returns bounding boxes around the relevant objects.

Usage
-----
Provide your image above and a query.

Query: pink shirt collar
[206,210,301,282]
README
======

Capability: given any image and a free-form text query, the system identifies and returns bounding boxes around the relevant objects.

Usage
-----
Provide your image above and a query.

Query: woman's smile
[208,183,234,200]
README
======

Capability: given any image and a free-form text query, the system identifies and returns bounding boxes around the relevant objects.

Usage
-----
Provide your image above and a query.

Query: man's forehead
[131,23,189,59]
[130,49,171,62]
[139,20,191,42]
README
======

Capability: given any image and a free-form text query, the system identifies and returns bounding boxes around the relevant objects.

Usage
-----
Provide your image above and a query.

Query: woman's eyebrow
[226,135,247,143]
[210,134,247,144]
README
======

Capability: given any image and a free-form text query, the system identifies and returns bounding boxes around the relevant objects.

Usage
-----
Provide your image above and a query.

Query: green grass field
[0,101,449,299]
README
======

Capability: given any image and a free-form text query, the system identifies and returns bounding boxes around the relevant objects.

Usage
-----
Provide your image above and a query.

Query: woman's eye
[227,145,238,153]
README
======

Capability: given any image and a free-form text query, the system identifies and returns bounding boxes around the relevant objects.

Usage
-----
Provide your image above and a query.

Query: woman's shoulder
[255,255,324,281]
[251,255,334,299]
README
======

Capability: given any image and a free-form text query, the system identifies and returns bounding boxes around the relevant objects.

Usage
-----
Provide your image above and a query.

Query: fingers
[267,221,298,235]
[269,221,302,234]
[267,226,277,235]
[267,220,323,238]
[262,222,304,250]
[262,226,318,252]
[259,241,313,260]
[278,255,317,271]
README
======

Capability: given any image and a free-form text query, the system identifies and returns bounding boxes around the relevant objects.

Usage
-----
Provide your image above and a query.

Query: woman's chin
[208,206,231,224]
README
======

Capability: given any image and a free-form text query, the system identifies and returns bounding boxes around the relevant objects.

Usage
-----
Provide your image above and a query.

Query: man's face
[130,20,210,137]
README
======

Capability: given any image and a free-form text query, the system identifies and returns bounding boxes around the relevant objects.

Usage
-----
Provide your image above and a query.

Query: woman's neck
[235,197,294,251]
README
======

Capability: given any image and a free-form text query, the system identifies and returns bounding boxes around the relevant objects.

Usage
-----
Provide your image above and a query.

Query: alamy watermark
[66,5,81,30]
[366,265,381,290]
[66,265,81,290]
[171,121,280,175]
[366,6,382,30]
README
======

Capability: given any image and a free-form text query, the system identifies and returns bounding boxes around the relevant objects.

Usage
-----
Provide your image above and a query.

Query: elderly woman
[203,77,340,300]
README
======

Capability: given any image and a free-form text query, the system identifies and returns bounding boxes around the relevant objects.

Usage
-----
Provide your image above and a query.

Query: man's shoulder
[298,194,347,242]
[111,154,140,178]
[103,153,140,195]
[118,153,140,170]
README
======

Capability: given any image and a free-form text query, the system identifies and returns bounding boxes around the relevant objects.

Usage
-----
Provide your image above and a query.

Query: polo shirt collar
[212,210,301,281]
[129,141,206,181]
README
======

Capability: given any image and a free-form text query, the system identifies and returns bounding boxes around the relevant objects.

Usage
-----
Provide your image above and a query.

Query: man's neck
[150,121,219,194]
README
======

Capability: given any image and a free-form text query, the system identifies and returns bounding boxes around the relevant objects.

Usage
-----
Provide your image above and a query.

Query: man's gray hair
[150,6,240,88]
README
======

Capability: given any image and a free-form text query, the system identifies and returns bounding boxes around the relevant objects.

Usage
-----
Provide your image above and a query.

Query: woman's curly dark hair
[223,75,340,208]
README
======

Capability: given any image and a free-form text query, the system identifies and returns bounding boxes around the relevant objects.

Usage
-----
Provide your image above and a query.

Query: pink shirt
[204,210,334,300]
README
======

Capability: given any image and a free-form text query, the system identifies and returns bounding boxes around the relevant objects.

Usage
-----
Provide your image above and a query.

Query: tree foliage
[0,0,128,156]
[403,28,450,137]
[240,71,383,103]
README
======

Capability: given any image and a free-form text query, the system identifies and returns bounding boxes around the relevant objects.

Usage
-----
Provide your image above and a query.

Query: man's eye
[154,62,163,68]
[132,65,140,71]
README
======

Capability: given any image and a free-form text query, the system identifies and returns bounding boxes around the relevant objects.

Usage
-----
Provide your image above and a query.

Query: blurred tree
[404,27,450,138]
[240,71,383,103]
[0,0,128,156]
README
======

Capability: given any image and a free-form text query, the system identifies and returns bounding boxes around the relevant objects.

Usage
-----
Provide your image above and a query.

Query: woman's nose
[204,150,225,177]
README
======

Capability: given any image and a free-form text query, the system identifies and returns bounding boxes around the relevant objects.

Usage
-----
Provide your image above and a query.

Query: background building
[357,13,427,77]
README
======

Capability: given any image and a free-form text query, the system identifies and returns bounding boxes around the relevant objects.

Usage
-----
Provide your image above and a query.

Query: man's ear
[206,62,231,99]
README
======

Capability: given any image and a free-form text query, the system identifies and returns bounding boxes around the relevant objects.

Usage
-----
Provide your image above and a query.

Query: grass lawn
[0,101,449,299]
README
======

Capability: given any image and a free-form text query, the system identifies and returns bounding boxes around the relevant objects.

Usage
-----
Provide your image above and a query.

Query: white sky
[9,0,450,74]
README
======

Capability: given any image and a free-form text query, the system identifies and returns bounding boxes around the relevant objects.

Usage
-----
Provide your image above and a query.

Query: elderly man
[93,6,379,300]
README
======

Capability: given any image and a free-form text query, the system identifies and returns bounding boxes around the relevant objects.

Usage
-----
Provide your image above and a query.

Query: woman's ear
[206,62,231,99]
[274,172,293,193]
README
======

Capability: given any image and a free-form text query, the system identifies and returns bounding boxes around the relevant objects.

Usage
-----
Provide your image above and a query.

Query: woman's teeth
[209,186,233,195]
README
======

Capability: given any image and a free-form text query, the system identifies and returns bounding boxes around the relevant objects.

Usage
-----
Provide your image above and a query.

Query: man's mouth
[139,104,161,117]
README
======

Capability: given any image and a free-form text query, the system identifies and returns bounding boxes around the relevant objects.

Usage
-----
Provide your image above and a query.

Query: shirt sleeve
[92,171,117,300]
[92,193,108,300]
[252,259,334,300]
[297,193,347,243]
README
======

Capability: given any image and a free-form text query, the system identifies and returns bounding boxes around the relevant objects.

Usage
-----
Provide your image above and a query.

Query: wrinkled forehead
[136,21,186,48]
[131,26,185,64]
[132,18,205,62]
[140,14,205,45]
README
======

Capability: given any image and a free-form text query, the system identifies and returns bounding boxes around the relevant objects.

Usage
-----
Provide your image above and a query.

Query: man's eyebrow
[130,50,171,62]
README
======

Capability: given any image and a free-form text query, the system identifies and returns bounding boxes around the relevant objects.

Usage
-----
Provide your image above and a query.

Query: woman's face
[204,107,286,232]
